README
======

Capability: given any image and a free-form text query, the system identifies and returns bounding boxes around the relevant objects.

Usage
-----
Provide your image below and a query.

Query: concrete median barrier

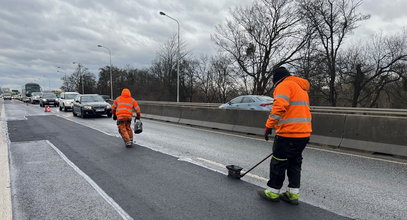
[140,103,407,157]
[140,104,163,118]
[310,113,346,147]
[160,105,183,123]
[139,104,181,122]
[179,107,235,130]
[231,110,268,135]
[341,115,407,157]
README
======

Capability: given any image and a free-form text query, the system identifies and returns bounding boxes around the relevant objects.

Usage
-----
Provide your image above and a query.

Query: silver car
[29,92,42,104]
[219,95,274,111]
[59,92,79,111]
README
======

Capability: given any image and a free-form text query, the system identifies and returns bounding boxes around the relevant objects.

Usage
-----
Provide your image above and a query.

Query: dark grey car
[72,94,112,118]
[40,93,58,107]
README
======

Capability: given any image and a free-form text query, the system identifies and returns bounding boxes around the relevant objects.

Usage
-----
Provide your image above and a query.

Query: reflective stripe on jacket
[112,88,141,120]
[266,76,312,138]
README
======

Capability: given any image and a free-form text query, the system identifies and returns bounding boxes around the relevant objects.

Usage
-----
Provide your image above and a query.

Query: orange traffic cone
[44,105,51,112]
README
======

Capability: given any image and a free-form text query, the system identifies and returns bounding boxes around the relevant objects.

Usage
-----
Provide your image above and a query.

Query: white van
[58,92,79,111]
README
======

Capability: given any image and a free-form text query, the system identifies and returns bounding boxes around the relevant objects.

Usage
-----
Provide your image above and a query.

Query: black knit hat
[272,66,290,84]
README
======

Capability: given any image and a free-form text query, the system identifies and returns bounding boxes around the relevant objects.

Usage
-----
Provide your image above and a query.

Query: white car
[219,95,274,111]
[3,93,12,100]
[58,92,79,111]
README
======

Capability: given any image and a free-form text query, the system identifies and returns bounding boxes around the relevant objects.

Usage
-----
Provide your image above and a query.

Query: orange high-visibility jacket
[266,76,312,138]
[112,89,141,120]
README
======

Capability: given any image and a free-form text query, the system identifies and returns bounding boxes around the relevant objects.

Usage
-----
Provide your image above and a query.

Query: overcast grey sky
[0,0,406,91]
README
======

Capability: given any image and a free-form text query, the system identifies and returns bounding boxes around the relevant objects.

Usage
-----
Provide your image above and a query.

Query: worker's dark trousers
[267,135,309,190]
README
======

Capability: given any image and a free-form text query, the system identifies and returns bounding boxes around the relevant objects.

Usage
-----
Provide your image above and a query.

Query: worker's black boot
[257,189,280,202]
[280,191,300,205]
[125,141,133,148]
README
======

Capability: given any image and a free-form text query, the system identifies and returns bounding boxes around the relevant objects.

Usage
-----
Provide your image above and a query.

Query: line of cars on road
[1,93,24,100]
[5,92,273,114]
[9,92,113,118]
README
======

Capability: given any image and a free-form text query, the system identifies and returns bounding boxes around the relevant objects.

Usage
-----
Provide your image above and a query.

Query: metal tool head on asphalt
[226,165,243,179]
[226,152,273,180]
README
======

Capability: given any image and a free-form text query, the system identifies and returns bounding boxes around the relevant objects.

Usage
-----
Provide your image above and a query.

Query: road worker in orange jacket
[112,88,141,148]
[257,66,312,205]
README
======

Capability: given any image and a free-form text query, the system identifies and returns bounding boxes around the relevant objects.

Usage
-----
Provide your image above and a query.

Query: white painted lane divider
[195,157,268,182]
[45,140,133,220]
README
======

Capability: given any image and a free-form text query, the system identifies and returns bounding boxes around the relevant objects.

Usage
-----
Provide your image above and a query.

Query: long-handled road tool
[226,152,273,179]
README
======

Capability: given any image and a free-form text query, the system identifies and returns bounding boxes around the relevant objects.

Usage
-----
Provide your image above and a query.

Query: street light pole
[57,67,67,90]
[97,45,113,99]
[57,70,67,82]
[160,11,180,103]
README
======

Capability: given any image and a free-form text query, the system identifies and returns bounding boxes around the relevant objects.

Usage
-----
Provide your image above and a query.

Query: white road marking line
[148,119,407,166]
[195,157,225,168]
[45,140,133,220]
[177,157,228,176]
[196,157,268,182]
[55,115,121,138]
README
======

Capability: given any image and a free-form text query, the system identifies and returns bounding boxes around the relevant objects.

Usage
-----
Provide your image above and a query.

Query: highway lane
[4,100,346,219]
[3,100,346,219]
[4,99,407,219]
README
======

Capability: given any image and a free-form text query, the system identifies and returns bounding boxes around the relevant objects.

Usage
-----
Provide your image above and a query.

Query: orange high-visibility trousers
[117,119,133,144]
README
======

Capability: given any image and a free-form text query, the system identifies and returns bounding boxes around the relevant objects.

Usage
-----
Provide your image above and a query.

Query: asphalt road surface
[3,99,407,219]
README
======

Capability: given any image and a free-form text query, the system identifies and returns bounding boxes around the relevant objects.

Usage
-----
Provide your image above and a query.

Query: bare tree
[180,58,198,102]
[150,35,189,101]
[299,0,369,106]
[291,37,331,105]
[97,66,115,96]
[384,69,407,108]
[61,63,95,94]
[210,55,238,103]
[195,55,216,102]
[212,0,311,95]
[339,32,407,107]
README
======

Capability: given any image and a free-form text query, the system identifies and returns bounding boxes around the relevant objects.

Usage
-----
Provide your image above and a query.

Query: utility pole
[160,11,180,102]
[97,45,113,99]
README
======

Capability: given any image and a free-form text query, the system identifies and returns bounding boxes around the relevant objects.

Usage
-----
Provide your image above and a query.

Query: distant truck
[21,83,41,102]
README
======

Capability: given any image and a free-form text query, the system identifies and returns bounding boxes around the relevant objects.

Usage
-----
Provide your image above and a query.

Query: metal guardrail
[138,101,407,117]
[309,107,407,117]
[138,101,220,108]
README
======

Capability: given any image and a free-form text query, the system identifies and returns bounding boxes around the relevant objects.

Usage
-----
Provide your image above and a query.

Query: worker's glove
[113,115,117,121]
[136,113,140,120]
[264,127,272,141]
